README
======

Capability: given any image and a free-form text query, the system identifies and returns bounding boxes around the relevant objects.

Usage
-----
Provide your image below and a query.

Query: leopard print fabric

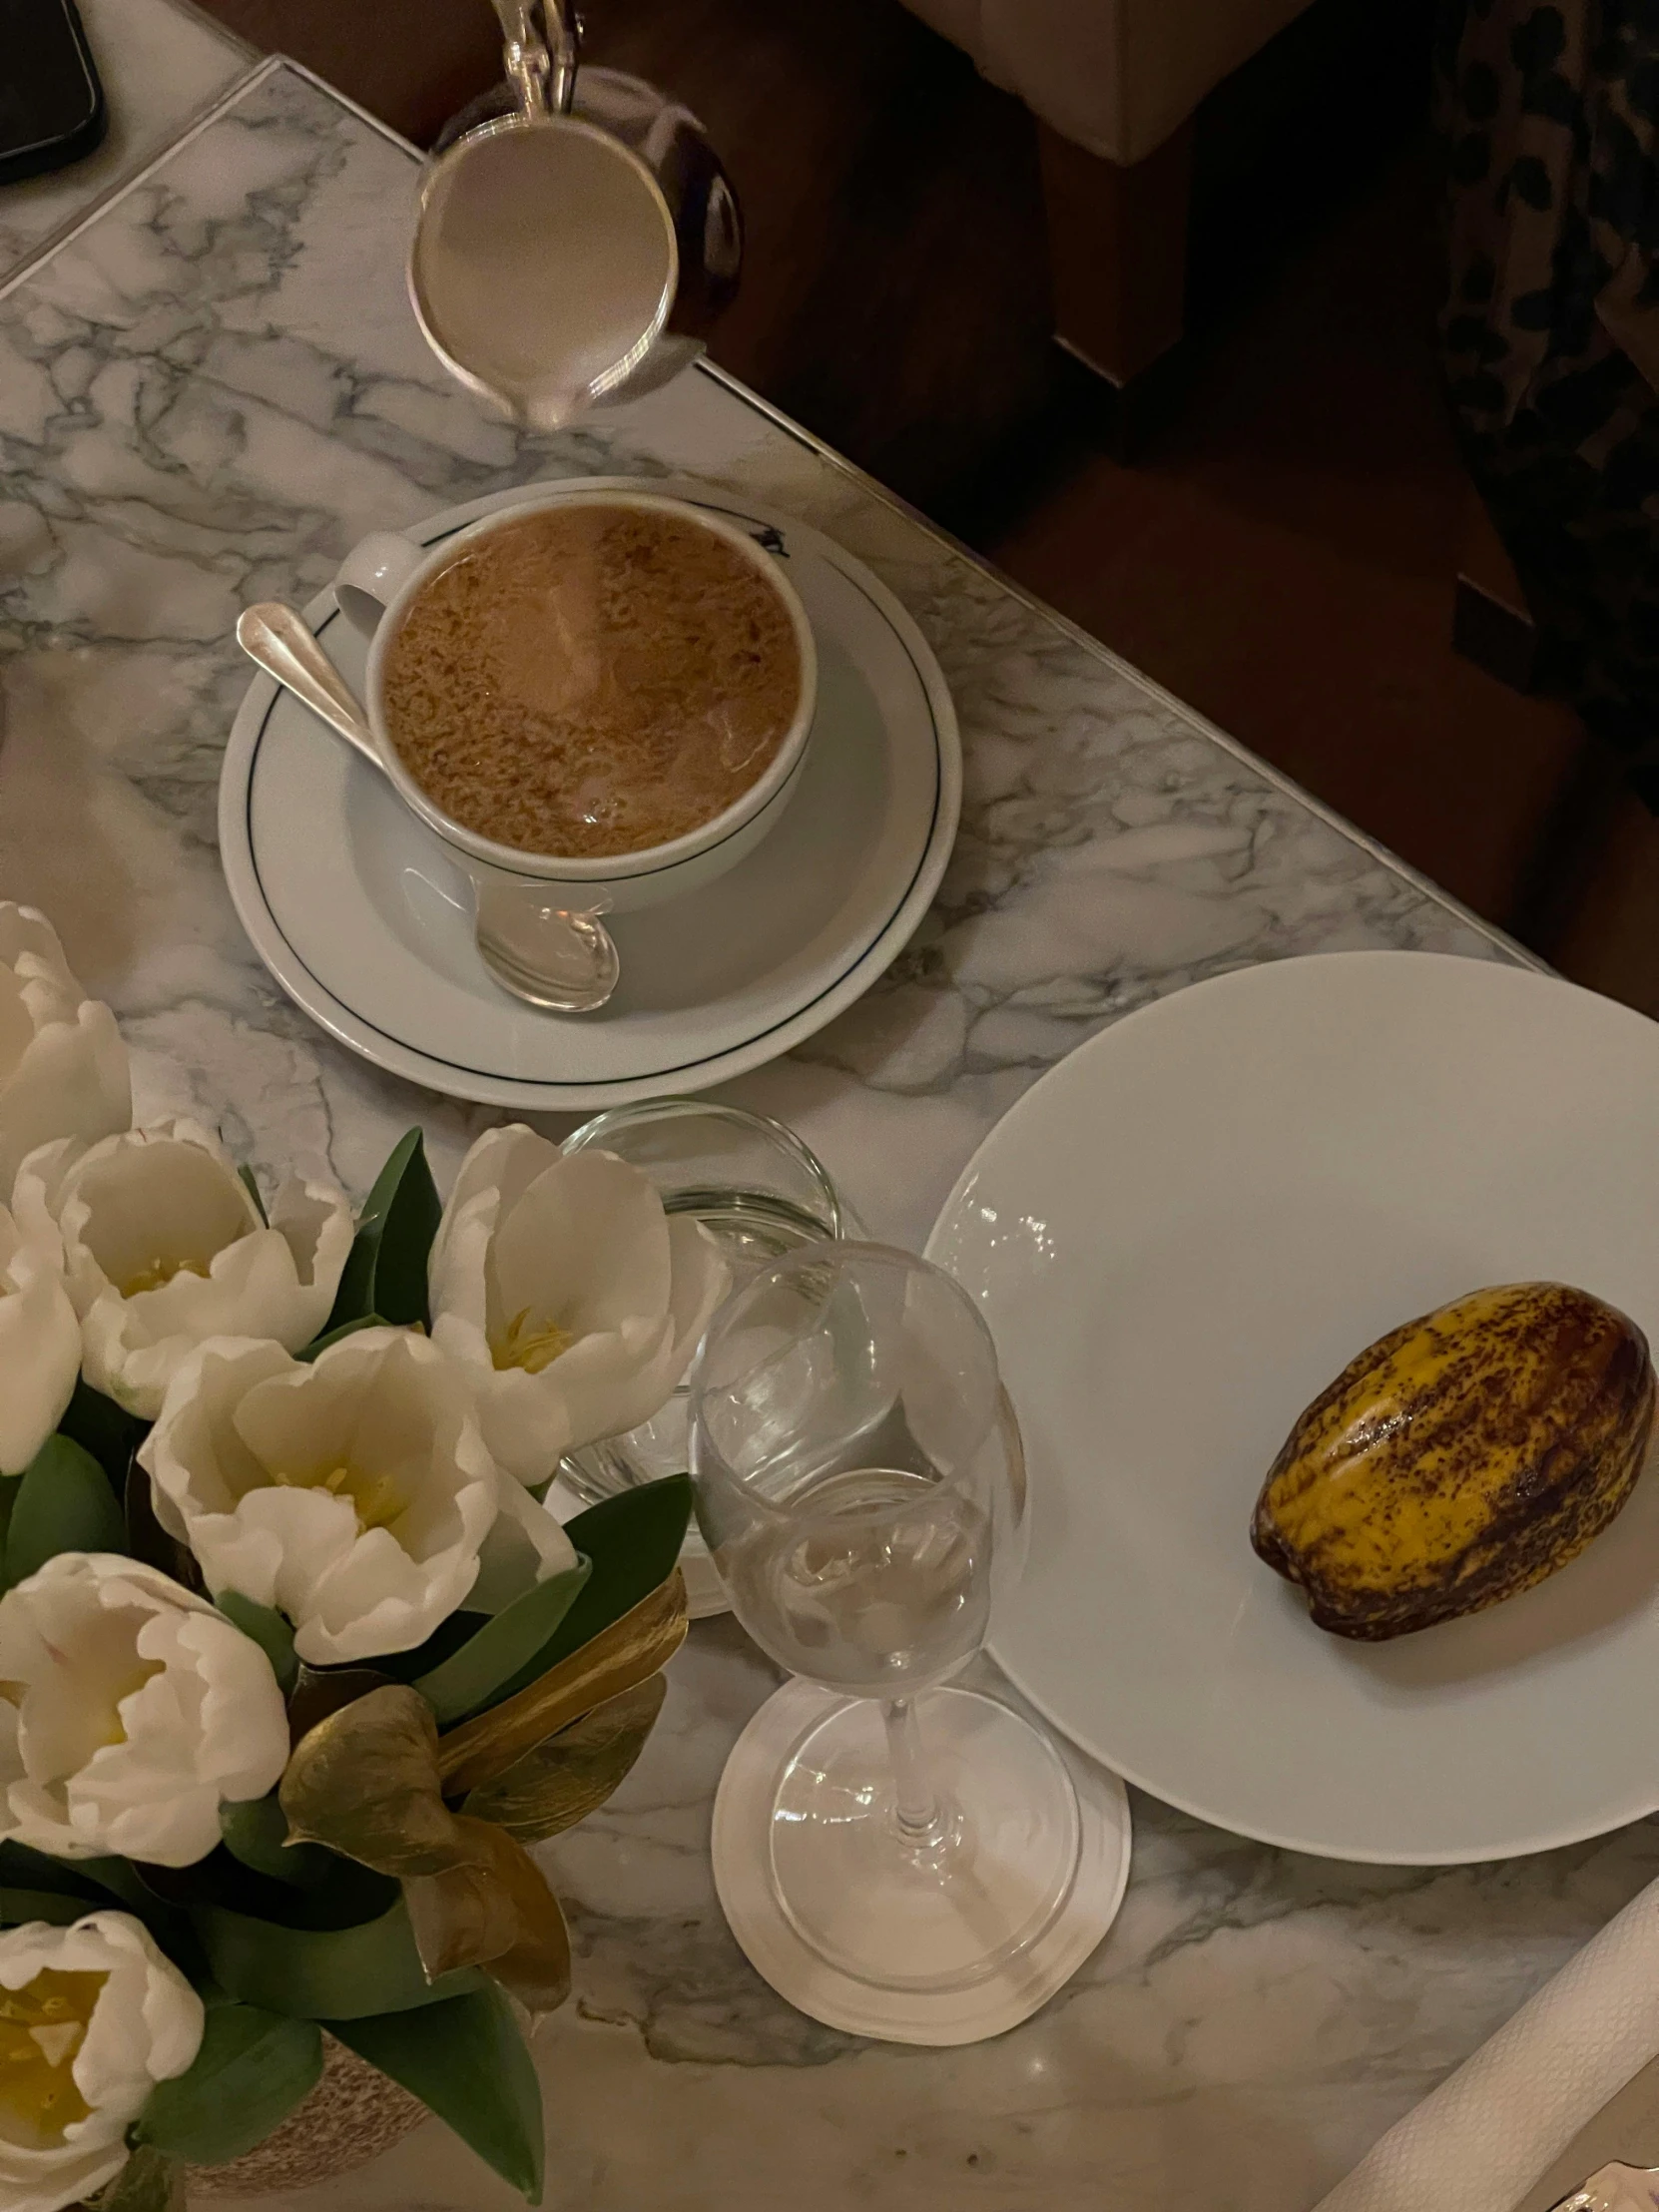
[1439,0,1659,795]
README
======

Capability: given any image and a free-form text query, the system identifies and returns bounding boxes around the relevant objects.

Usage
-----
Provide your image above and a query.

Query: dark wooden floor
[192,0,1659,1011]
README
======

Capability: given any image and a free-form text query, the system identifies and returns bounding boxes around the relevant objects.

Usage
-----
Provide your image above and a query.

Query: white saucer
[712,1679,1131,2045]
[219,478,960,1110]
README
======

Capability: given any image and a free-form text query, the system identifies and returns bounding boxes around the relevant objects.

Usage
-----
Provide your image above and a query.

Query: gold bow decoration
[278,1569,688,2013]
[436,1570,687,1794]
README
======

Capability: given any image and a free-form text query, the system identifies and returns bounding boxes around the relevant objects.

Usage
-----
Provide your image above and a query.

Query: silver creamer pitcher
[408,0,743,427]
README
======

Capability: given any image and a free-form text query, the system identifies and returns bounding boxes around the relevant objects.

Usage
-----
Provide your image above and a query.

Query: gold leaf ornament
[404,1816,572,2013]
[436,1569,688,1796]
[280,1686,455,1874]
[279,1686,571,2012]
[462,1674,668,1843]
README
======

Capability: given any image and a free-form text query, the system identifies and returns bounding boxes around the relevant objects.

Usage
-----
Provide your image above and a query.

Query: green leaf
[237,1164,269,1226]
[0,1474,19,1572]
[0,1848,195,1960]
[75,1858,160,1913]
[213,1591,298,1694]
[219,1796,335,1890]
[285,1662,396,1741]
[135,2003,322,2165]
[326,1130,440,1333]
[380,1607,486,1681]
[0,1842,110,1901]
[492,1476,691,1706]
[5,1433,129,1587]
[296,1314,388,1362]
[193,1892,488,2019]
[0,1886,99,1927]
[55,1377,148,1489]
[0,1845,165,1925]
[85,2144,177,2212]
[327,1986,544,2203]
[416,1560,591,1726]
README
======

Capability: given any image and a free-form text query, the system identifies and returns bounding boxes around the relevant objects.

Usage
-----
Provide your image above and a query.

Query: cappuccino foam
[382,504,802,859]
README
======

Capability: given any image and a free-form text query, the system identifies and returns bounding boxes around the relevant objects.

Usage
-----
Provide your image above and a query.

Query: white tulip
[0,1554,289,1869]
[13,1118,353,1419]
[0,1207,80,1476]
[428,1127,730,1484]
[0,1910,203,2212]
[0,906,129,1209]
[139,1328,576,1667]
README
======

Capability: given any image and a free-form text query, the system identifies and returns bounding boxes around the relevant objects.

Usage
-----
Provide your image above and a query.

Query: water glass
[689,1242,1079,1997]
[558,1100,851,1505]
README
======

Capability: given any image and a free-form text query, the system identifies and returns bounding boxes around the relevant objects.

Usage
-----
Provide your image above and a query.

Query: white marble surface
[0,0,252,285]
[0,58,1649,2212]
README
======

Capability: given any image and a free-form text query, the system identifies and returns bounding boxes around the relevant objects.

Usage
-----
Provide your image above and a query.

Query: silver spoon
[235,602,621,1013]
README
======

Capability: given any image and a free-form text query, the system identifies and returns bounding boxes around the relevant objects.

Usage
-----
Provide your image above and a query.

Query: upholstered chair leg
[1037,117,1195,389]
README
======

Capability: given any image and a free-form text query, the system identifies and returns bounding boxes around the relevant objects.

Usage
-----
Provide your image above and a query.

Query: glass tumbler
[558,1100,851,1506]
[689,1242,1080,1998]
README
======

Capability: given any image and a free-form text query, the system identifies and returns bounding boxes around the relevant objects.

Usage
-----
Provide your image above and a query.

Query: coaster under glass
[712,1677,1132,2044]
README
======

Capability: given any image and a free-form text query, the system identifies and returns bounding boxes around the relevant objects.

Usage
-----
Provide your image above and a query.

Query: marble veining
[0,0,253,288]
[0,60,1631,2212]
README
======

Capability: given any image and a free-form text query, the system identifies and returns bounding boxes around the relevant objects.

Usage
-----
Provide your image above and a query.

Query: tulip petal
[430,1126,557,1294]
[0,908,131,1216]
[270,1173,356,1292]
[141,1329,514,1666]
[0,1215,81,1474]
[142,1337,292,1528]
[470,1473,581,1615]
[490,1150,671,1341]
[556,1216,731,1452]
[540,1310,676,1453]
[0,1556,289,1870]
[662,1214,733,1372]
[431,1343,570,1489]
[0,906,83,1000]
[0,1000,130,1209]
[0,1907,204,2212]
[34,1125,350,1419]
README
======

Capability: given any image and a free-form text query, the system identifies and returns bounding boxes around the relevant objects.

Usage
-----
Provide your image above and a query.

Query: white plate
[219,478,959,1110]
[926,952,1659,1866]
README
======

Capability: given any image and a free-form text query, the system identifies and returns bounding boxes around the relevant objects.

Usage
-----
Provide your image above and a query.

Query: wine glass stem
[882,1697,952,1854]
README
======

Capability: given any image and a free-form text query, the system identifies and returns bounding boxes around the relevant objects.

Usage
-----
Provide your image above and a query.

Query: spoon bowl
[234,602,621,1015]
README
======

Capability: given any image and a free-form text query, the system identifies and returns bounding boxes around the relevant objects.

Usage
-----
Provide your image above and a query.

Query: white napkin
[1316,1874,1659,2212]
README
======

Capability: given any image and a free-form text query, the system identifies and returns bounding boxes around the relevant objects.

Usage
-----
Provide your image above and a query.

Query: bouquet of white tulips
[0,906,731,2212]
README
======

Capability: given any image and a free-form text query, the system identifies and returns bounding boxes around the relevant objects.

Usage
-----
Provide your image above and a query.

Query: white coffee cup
[332,488,819,926]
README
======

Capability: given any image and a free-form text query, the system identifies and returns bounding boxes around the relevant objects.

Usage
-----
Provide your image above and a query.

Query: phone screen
[0,0,99,166]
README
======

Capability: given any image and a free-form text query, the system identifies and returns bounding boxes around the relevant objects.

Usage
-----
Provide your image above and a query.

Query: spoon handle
[236,603,384,775]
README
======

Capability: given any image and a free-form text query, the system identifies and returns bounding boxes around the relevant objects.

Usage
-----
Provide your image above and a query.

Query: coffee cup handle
[335,531,426,637]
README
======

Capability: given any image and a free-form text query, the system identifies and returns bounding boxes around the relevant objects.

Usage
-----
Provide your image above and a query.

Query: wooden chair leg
[1452,480,1538,695]
[1037,118,1194,388]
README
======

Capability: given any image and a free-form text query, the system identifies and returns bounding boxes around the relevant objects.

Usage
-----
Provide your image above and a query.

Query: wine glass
[688,1242,1082,1997]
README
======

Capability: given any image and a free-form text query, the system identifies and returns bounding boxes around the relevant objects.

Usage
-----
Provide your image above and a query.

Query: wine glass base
[712,1678,1132,2045]
[771,1687,1081,1991]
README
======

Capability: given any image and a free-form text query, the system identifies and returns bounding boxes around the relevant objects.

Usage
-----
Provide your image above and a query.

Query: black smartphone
[0,0,106,189]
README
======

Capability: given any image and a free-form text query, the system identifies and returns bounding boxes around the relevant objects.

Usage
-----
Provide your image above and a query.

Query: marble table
[0,0,252,286]
[3,31,1655,2212]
